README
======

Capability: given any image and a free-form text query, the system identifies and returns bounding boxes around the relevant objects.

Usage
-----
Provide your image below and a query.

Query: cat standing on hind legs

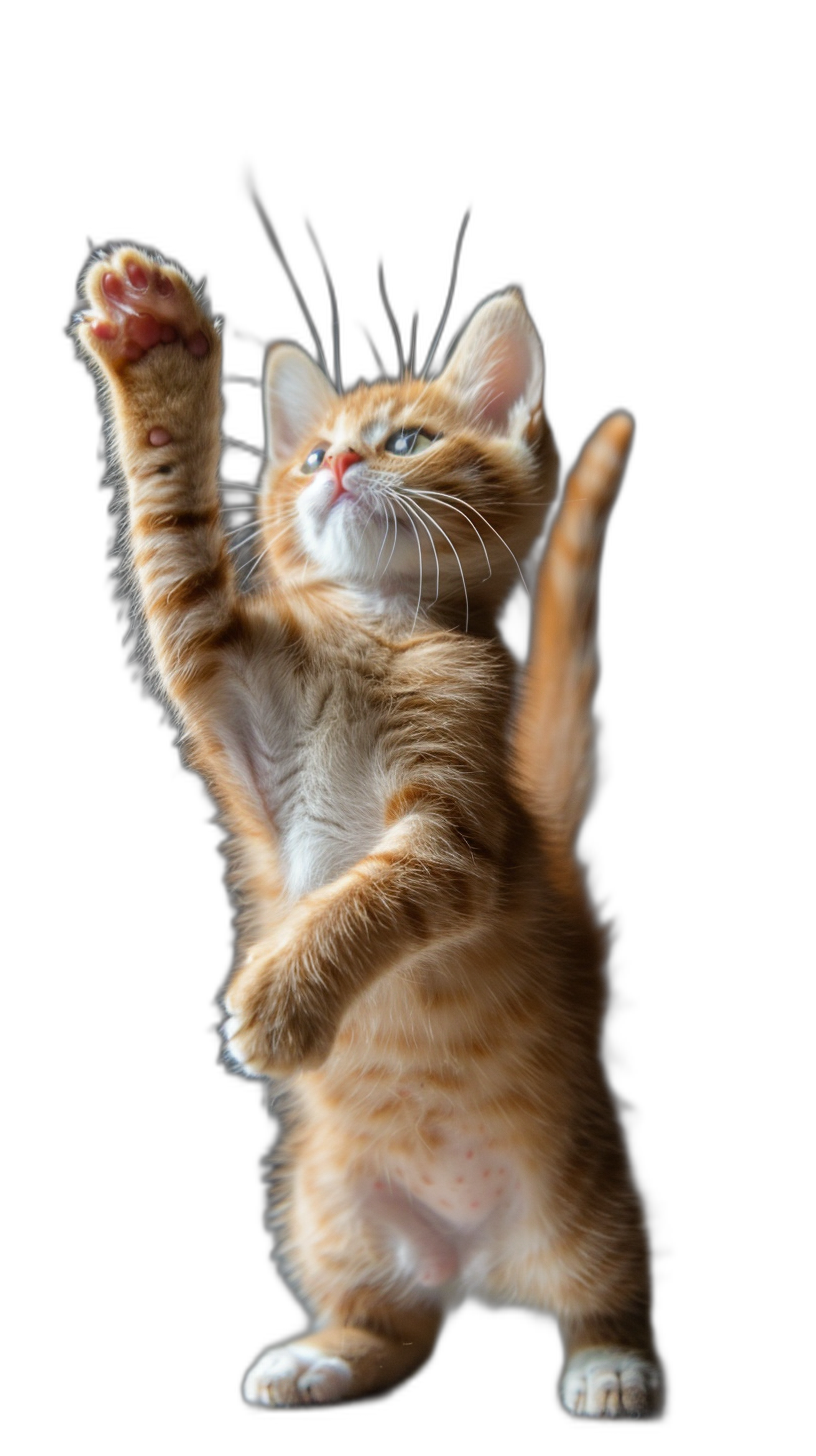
[72,236,663,1418]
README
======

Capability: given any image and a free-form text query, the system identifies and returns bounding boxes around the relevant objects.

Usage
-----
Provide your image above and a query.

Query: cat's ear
[439,289,544,438]
[263,343,338,468]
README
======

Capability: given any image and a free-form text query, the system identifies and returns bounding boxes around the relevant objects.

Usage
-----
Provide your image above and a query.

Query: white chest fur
[257,668,387,900]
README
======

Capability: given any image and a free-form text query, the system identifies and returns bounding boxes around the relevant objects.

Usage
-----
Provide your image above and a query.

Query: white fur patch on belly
[362,1125,524,1290]
[385,1131,520,1227]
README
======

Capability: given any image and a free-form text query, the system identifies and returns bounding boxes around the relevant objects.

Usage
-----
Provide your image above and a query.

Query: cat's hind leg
[242,1298,441,1407]
[481,1086,663,1417]
[243,1131,443,1406]
[559,1343,662,1418]
[488,1227,661,1417]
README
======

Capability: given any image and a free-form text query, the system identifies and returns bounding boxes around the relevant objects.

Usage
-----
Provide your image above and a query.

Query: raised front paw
[72,245,217,378]
[221,942,341,1079]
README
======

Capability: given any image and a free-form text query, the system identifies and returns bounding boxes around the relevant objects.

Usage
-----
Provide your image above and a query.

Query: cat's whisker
[358,494,384,554]
[370,489,402,579]
[406,312,419,378]
[386,490,423,628]
[219,480,261,495]
[404,488,492,582]
[421,210,470,377]
[243,541,272,586]
[250,187,329,374]
[378,264,405,377]
[407,497,471,632]
[306,221,343,392]
[382,499,401,578]
[223,435,265,459]
[226,521,265,544]
[406,485,529,596]
[372,517,391,577]
[232,506,299,573]
[389,491,441,607]
[231,539,266,566]
[392,490,469,631]
[223,374,262,387]
[363,328,388,381]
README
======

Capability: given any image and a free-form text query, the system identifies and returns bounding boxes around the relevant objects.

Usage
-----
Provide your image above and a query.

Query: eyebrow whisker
[378,264,405,377]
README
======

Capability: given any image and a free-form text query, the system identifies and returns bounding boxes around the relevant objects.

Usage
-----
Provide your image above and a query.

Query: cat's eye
[384,428,438,458]
[301,446,327,474]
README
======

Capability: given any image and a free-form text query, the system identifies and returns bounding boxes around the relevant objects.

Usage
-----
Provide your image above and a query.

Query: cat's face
[258,289,559,623]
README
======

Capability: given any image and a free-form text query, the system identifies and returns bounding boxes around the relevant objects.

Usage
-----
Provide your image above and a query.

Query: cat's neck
[264,566,500,644]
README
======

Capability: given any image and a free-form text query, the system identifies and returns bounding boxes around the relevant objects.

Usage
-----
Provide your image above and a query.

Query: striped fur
[73,246,660,1417]
[513,412,635,846]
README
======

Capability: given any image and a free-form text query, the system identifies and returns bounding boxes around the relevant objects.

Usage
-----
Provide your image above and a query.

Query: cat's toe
[560,1348,662,1418]
[219,1012,264,1078]
[242,1343,353,1407]
[220,958,337,1077]
[220,1010,333,1078]
[74,246,214,369]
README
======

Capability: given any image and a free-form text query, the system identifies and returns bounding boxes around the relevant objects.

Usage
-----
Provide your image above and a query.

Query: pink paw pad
[87,253,210,364]
[131,314,163,350]
[102,271,124,301]
[126,263,149,291]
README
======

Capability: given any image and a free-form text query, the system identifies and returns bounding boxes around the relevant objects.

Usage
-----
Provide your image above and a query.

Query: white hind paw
[242,1342,353,1407]
[560,1347,661,1418]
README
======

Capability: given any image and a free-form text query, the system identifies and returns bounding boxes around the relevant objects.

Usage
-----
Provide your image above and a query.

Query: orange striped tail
[512,411,635,848]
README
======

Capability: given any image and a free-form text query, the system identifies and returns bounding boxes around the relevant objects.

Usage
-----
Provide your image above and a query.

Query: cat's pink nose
[327,450,362,488]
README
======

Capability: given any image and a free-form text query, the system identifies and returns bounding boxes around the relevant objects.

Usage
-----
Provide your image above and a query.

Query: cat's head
[256,287,558,627]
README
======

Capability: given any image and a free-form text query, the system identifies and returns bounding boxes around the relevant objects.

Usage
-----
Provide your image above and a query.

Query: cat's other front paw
[72,245,217,377]
[220,943,341,1079]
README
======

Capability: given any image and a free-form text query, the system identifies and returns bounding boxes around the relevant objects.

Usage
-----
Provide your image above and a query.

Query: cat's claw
[560,1348,662,1418]
[73,246,215,369]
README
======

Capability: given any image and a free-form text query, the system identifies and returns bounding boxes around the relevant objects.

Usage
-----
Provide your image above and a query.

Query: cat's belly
[381,1131,520,1227]
[361,1123,526,1289]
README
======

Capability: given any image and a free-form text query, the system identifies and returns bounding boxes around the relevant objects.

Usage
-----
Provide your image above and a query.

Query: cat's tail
[511,411,634,849]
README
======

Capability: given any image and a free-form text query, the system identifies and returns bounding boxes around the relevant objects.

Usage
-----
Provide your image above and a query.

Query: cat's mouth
[322,469,391,532]
[327,461,365,510]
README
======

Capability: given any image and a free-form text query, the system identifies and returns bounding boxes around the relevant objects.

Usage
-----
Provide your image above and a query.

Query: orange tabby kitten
[72,238,661,1418]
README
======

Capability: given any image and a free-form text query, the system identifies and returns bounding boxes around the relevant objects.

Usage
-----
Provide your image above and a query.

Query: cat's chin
[297,493,420,592]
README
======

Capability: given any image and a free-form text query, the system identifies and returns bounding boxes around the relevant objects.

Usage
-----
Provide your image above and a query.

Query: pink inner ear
[472,334,534,432]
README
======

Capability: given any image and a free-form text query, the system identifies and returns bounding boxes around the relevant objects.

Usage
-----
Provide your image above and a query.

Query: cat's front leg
[221,804,495,1077]
[72,247,236,718]
[222,904,348,1076]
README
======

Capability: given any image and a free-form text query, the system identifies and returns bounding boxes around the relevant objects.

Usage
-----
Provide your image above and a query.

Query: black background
[46,133,719,1432]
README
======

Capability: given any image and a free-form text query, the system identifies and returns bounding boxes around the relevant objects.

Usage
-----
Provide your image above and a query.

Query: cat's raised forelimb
[73,247,238,717]
[221,803,495,1077]
[221,908,346,1075]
